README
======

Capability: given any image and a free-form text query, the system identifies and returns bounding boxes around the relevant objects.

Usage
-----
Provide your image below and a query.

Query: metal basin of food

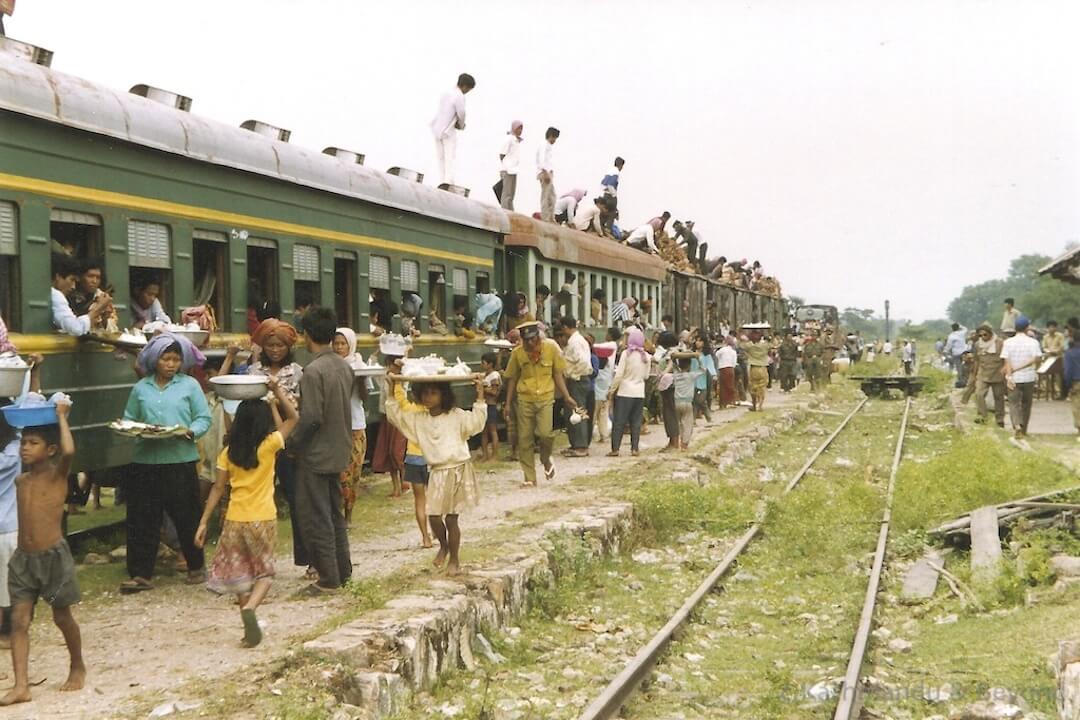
[209,375,268,400]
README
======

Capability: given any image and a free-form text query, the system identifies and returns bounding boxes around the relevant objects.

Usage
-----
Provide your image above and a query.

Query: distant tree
[947,250,1079,328]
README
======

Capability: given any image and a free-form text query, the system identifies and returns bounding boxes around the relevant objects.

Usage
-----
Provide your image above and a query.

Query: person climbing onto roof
[430,73,475,186]
[624,212,671,254]
[554,188,586,225]
[572,196,606,236]
[600,156,625,196]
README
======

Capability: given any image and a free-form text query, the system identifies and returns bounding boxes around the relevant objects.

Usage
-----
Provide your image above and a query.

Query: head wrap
[138,332,205,375]
[625,327,648,360]
[509,120,523,133]
[622,297,637,309]
[977,322,994,335]
[335,327,361,369]
[251,318,298,348]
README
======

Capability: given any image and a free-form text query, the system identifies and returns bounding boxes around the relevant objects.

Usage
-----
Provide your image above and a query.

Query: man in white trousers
[430,73,476,185]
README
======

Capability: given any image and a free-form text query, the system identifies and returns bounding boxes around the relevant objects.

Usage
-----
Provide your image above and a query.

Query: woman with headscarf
[654,331,681,452]
[119,333,211,593]
[607,327,651,457]
[331,327,369,524]
[239,319,308,572]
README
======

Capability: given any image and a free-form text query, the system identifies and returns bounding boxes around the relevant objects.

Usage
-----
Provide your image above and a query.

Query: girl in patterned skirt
[195,376,298,647]
[385,375,486,576]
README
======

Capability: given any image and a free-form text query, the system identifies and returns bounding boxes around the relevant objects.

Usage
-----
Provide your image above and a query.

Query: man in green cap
[503,321,580,486]
[777,331,799,392]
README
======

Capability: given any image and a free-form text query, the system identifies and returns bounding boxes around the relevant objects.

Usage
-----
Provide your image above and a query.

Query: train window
[333,250,357,329]
[555,270,576,319]
[428,264,446,328]
[246,238,278,317]
[533,264,544,320]
[399,260,421,334]
[548,267,558,321]
[192,229,227,328]
[127,220,171,269]
[451,267,469,325]
[292,243,320,316]
[127,220,172,325]
[0,202,17,330]
[50,209,103,260]
[369,255,390,290]
[475,271,490,294]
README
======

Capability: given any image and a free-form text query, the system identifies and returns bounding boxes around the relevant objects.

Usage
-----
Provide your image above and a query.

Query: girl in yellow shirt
[195,377,298,647]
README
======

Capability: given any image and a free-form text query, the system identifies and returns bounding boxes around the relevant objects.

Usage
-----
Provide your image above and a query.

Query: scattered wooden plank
[970,506,1002,579]
[929,484,1080,536]
[1010,502,1080,511]
[900,549,944,603]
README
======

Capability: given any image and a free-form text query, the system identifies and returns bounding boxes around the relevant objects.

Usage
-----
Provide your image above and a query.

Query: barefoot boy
[1,401,85,705]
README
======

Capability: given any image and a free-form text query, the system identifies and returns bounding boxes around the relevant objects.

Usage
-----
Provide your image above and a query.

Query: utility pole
[884,300,890,343]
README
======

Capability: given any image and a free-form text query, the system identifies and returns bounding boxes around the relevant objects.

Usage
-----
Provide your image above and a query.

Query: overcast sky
[10,1,1079,320]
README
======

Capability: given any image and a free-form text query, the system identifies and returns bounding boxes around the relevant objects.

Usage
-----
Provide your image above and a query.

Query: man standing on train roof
[430,73,476,186]
[503,321,580,487]
[555,188,586,225]
[1001,297,1021,337]
[536,127,560,222]
[601,157,625,196]
[497,120,523,211]
[778,331,799,393]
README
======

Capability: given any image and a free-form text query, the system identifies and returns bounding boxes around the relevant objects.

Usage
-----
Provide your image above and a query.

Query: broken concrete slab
[1050,556,1080,578]
[970,506,1003,580]
[900,549,944,603]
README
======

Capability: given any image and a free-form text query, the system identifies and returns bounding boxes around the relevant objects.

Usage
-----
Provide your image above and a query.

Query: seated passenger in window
[68,257,117,333]
[130,274,172,329]
[400,292,423,338]
[51,254,110,336]
[369,289,397,336]
[293,291,316,331]
[453,300,477,340]
[474,292,502,336]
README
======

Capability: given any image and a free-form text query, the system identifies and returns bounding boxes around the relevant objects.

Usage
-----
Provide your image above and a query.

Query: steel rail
[833,396,912,720]
[577,396,869,720]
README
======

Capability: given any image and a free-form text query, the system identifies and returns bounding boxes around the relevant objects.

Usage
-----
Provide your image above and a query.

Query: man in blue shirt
[944,323,969,385]
[1064,336,1080,441]
[600,156,624,196]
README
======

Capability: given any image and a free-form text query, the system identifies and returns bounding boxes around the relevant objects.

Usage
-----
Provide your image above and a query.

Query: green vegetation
[947,251,1079,327]
[631,479,752,543]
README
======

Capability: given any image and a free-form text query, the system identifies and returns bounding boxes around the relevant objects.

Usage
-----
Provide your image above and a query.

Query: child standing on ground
[195,377,298,648]
[672,358,704,450]
[391,381,433,549]
[1,400,85,705]
[480,353,501,461]
[385,376,486,575]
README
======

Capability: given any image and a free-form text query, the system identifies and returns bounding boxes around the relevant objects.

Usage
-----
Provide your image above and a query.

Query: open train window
[334,250,357,329]
[399,259,422,334]
[452,267,469,327]
[247,238,279,320]
[475,271,490,294]
[50,209,103,259]
[555,269,576,319]
[428,264,446,329]
[0,202,18,331]
[193,230,227,328]
[128,220,172,326]
[292,243,320,317]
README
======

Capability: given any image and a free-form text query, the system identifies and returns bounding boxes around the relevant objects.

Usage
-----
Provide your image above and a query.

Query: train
[0,38,787,474]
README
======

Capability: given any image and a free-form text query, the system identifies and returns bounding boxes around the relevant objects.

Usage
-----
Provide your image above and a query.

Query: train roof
[0,50,510,235]
[1038,245,1080,285]
[505,213,669,282]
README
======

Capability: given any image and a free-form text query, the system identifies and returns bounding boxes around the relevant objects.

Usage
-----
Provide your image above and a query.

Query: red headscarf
[251,319,298,348]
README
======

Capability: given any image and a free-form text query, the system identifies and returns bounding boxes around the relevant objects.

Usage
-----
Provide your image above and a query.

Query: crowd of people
[430,73,783,296]
[936,298,1080,441]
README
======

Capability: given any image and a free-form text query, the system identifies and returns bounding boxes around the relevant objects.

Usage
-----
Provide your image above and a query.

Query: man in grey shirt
[288,307,354,592]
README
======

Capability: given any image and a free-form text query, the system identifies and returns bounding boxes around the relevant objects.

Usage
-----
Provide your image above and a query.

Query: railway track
[578,396,872,720]
[577,395,913,720]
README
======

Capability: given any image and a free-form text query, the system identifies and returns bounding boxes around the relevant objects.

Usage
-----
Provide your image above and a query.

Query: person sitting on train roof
[601,157,625,197]
[130,273,172,330]
[50,254,110,337]
[572,197,606,236]
[554,188,586,225]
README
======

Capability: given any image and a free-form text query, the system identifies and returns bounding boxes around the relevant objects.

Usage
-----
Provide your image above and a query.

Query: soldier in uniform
[802,332,823,393]
[778,331,799,392]
[820,331,838,385]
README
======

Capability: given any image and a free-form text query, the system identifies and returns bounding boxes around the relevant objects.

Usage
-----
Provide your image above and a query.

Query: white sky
[10,0,1080,320]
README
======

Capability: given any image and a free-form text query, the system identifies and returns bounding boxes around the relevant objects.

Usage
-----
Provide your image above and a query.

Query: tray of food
[108,419,189,439]
[354,364,386,377]
[483,338,514,349]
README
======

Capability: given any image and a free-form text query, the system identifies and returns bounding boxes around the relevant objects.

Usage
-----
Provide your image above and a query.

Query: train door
[334,250,358,330]
[246,238,278,321]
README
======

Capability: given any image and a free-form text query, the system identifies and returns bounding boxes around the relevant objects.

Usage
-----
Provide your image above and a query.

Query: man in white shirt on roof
[536,127,560,222]
[554,188,586,225]
[572,196,606,236]
[1001,315,1041,439]
[624,212,670,254]
[497,120,523,210]
[430,73,476,186]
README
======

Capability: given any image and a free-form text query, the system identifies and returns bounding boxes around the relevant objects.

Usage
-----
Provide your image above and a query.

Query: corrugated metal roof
[0,54,510,235]
[1038,245,1080,285]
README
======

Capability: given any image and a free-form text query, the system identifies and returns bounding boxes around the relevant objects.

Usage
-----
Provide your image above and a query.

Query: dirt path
[5,391,801,719]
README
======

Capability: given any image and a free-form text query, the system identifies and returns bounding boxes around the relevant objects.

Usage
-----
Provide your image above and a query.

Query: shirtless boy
[0,402,85,705]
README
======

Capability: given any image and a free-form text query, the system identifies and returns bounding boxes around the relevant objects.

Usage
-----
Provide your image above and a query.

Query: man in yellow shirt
[1043,320,1067,400]
[503,322,579,486]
